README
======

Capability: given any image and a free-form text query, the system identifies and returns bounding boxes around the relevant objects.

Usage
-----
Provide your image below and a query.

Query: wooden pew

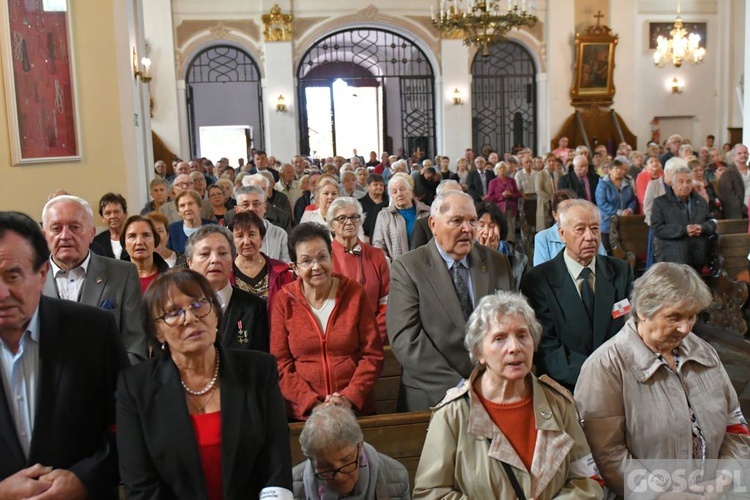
[374,346,401,414]
[289,411,432,489]
[714,218,748,235]
[705,231,750,336]
[609,214,648,276]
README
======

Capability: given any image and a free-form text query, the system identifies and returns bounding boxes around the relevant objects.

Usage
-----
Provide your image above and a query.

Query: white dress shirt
[51,252,92,301]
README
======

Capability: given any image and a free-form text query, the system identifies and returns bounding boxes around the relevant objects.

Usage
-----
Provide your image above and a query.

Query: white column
[440,39,472,162]
[545,0,575,147]
[610,0,636,145]
[143,0,181,157]
[743,0,750,144]
[536,72,549,154]
[262,41,297,161]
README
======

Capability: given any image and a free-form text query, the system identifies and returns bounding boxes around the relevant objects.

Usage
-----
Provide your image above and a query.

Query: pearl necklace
[181,347,220,396]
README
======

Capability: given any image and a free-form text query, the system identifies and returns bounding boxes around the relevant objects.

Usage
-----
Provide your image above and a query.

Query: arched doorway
[297,28,435,160]
[185,45,264,160]
[471,41,537,155]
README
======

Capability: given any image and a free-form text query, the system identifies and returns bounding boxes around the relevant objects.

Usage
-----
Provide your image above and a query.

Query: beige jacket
[575,318,750,498]
[535,169,555,230]
[372,201,430,262]
[413,368,603,500]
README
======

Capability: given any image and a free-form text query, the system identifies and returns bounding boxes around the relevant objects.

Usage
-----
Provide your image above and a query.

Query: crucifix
[594,10,604,26]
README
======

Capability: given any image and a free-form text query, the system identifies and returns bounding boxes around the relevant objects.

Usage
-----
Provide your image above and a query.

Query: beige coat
[372,201,430,262]
[535,169,556,230]
[413,369,603,499]
[575,318,750,498]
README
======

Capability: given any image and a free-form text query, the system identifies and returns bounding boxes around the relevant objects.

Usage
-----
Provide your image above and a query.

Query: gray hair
[299,405,363,459]
[388,173,413,193]
[664,157,688,173]
[573,154,589,168]
[184,224,237,261]
[557,199,599,229]
[430,190,474,219]
[391,159,408,173]
[243,173,270,189]
[149,178,168,190]
[326,197,363,229]
[258,170,276,187]
[465,290,542,365]
[340,170,356,182]
[631,262,712,322]
[235,185,266,203]
[42,195,94,227]
[436,179,462,196]
[671,165,691,177]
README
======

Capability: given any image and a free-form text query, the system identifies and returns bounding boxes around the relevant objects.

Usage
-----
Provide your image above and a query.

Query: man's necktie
[451,261,473,321]
[579,267,595,326]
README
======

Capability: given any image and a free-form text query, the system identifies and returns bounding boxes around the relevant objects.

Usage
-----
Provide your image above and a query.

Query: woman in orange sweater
[270,223,384,421]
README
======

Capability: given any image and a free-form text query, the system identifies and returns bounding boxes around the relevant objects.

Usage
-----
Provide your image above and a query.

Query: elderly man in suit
[558,154,599,204]
[0,211,129,499]
[521,199,633,390]
[466,156,496,203]
[387,191,514,411]
[41,196,148,364]
[717,143,749,219]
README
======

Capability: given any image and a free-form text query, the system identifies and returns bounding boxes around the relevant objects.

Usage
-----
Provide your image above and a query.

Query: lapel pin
[96,277,103,284]
[540,409,552,419]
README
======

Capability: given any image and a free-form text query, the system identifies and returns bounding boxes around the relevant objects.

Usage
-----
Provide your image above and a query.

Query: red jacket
[331,239,390,344]
[270,274,384,420]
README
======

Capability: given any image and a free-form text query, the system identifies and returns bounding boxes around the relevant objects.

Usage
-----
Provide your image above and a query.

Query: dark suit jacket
[116,347,292,499]
[360,194,388,241]
[410,216,433,250]
[467,169,496,202]
[93,230,129,260]
[652,187,717,270]
[44,253,148,364]
[557,169,600,204]
[265,205,292,233]
[520,251,634,390]
[0,297,129,498]
[717,165,748,219]
[386,240,513,411]
[221,288,269,352]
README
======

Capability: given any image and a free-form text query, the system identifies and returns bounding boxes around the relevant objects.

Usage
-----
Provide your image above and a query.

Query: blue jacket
[595,175,637,233]
[167,219,217,254]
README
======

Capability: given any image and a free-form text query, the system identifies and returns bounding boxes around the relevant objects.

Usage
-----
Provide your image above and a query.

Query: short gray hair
[557,199,598,229]
[465,290,542,365]
[430,190,474,218]
[631,262,712,323]
[435,179,461,196]
[243,173,270,189]
[42,195,94,227]
[671,165,691,177]
[184,224,237,261]
[235,185,266,203]
[326,197,363,228]
[299,405,363,459]
[388,173,413,193]
[149,178,168,190]
[664,157,688,173]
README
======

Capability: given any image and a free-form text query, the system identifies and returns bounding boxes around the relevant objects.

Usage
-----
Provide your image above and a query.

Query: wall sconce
[669,77,684,94]
[132,47,152,83]
[452,88,463,105]
[276,94,287,112]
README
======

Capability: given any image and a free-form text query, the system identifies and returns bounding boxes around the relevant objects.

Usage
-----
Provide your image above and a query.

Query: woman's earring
[161,342,166,351]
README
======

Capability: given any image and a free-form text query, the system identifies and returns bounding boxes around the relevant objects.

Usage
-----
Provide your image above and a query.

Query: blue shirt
[0,307,40,458]
[434,241,475,307]
[397,206,418,245]
[533,222,607,266]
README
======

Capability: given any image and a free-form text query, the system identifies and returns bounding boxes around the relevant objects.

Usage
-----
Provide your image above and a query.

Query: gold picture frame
[570,20,618,106]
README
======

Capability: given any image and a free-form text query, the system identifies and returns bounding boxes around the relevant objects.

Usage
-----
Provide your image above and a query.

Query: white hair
[42,195,94,227]
[242,173,270,189]
[430,190,474,219]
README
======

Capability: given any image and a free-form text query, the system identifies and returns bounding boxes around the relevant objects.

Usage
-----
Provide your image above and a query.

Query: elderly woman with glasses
[270,223,384,421]
[327,197,390,343]
[575,262,750,498]
[413,291,603,499]
[116,269,292,499]
[292,405,410,500]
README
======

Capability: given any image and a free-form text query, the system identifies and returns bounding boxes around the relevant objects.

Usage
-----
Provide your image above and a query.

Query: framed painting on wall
[570,21,619,106]
[0,0,81,165]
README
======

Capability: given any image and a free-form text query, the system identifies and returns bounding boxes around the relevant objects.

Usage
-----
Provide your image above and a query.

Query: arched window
[185,45,264,158]
[471,41,537,155]
[297,28,435,160]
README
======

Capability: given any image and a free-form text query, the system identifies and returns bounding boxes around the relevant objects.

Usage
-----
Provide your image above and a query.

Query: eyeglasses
[296,253,331,269]
[156,298,213,326]
[313,444,361,480]
[175,182,193,188]
[332,214,361,224]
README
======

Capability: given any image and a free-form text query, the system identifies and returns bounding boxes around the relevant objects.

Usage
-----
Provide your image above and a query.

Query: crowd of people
[1,136,749,499]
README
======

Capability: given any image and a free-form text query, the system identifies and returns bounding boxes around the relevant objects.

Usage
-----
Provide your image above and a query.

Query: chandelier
[652,3,705,68]
[431,0,538,57]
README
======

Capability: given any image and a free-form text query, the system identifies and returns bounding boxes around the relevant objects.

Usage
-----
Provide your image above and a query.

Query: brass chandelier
[431,0,538,57]
[652,3,705,68]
